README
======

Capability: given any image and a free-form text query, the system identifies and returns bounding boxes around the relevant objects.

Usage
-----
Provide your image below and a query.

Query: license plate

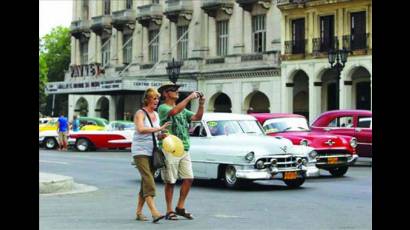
[284,171,297,180]
[328,157,338,164]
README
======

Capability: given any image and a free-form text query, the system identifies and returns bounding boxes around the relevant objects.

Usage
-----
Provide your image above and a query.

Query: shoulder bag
[141,109,166,170]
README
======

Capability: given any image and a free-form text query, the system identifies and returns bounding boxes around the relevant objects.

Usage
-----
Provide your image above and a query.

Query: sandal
[152,215,165,223]
[175,207,194,220]
[165,211,178,220]
[135,213,148,221]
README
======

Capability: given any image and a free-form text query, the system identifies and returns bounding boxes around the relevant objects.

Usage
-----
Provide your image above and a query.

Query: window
[252,15,266,53]
[80,40,88,65]
[292,18,305,54]
[320,15,334,52]
[152,0,160,4]
[149,29,159,63]
[358,117,372,128]
[177,26,189,60]
[126,0,133,9]
[101,38,111,67]
[104,0,111,15]
[217,20,228,56]
[351,11,366,50]
[328,116,354,128]
[123,33,133,65]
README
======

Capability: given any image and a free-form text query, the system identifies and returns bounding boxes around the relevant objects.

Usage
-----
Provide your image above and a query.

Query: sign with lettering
[45,79,197,94]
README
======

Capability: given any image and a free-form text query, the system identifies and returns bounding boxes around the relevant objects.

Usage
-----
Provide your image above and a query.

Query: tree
[39,54,48,113]
[40,26,71,116]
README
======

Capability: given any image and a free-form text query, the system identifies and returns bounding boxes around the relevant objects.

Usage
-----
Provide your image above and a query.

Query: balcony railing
[112,9,137,30]
[312,36,338,54]
[164,0,193,22]
[201,0,234,17]
[90,15,112,35]
[284,39,307,55]
[136,3,163,27]
[343,33,370,51]
[70,20,91,39]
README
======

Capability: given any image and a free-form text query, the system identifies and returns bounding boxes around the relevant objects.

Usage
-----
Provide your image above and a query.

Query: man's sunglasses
[166,88,179,92]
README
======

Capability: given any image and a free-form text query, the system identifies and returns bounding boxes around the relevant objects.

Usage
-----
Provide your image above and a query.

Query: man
[157,82,205,220]
[71,115,80,132]
[57,113,69,151]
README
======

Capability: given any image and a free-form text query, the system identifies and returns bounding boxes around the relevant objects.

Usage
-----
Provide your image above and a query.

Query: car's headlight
[39,136,45,141]
[245,151,255,161]
[350,138,358,148]
[255,159,265,169]
[308,150,318,159]
[299,139,309,146]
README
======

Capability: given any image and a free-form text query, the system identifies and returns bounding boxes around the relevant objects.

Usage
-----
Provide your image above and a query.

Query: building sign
[45,79,197,94]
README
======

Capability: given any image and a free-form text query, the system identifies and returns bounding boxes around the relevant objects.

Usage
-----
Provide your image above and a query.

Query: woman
[131,87,171,223]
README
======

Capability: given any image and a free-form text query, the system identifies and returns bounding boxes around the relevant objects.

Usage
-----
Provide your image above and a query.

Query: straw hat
[162,134,184,157]
[158,82,182,94]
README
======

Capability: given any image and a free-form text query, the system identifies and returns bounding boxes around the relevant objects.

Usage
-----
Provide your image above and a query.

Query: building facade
[277,0,372,121]
[45,0,371,123]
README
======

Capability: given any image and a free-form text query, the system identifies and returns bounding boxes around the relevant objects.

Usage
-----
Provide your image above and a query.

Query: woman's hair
[143,87,160,106]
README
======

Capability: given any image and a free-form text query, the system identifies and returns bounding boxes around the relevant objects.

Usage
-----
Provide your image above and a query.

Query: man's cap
[158,82,181,94]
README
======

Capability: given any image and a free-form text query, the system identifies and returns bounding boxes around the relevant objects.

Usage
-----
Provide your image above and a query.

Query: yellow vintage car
[39,117,109,132]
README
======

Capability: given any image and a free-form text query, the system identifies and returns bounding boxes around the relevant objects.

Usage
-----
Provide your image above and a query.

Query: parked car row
[39,110,372,189]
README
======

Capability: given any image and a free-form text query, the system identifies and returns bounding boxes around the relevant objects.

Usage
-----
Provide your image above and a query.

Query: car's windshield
[111,122,135,131]
[206,120,264,136]
[263,117,310,133]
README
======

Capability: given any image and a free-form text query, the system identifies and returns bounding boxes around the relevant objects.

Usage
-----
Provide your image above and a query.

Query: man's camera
[196,92,204,98]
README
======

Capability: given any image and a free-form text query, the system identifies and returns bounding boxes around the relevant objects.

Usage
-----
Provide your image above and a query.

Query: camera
[196,92,204,98]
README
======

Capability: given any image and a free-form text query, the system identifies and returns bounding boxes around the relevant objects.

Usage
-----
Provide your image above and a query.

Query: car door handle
[355,128,362,132]
[324,127,332,131]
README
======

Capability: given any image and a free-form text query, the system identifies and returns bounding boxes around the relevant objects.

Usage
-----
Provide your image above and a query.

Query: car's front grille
[254,155,298,169]
[316,150,350,164]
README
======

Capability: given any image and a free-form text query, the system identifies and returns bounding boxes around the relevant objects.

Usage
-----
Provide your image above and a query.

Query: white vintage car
[153,113,319,189]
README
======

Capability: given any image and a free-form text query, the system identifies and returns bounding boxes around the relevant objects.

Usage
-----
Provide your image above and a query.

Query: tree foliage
[40,26,71,116]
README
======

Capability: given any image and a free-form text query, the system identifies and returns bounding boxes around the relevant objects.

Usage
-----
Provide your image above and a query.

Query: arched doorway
[351,67,371,110]
[293,71,309,119]
[321,68,338,111]
[245,91,270,113]
[96,97,109,120]
[213,93,232,112]
[75,97,89,117]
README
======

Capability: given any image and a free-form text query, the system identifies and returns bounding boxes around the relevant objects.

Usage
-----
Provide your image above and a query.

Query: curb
[40,172,98,196]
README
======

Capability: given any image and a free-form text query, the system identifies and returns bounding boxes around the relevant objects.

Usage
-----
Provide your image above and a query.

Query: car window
[189,122,206,137]
[263,117,310,133]
[328,116,354,128]
[206,120,264,136]
[358,117,372,128]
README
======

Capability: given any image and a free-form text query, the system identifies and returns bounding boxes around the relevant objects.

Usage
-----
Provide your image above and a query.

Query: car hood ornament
[280,146,287,153]
[325,139,336,146]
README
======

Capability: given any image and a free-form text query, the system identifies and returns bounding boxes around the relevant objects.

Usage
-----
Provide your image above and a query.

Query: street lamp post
[166,58,182,83]
[328,40,349,109]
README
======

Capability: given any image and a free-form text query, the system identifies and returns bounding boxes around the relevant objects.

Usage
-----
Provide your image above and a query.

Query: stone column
[232,80,242,114]
[117,30,124,65]
[231,6,244,55]
[71,37,76,65]
[142,27,149,63]
[208,17,216,57]
[135,25,143,64]
[108,96,116,121]
[243,10,252,54]
[309,78,322,123]
[110,30,118,66]
[75,39,81,65]
[160,21,170,61]
[340,69,352,109]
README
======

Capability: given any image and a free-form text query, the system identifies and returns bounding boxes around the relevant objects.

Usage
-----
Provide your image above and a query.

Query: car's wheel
[44,137,57,149]
[153,168,162,182]
[284,177,305,189]
[222,165,251,189]
[75,138,91,152]
[328,166,349,177]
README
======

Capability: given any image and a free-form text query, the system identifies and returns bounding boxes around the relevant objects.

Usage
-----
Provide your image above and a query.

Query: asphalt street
[40,149,372,230]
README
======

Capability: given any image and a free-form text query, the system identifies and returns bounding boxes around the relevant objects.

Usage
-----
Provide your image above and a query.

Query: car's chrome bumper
[234,165,308,180]
[316,154,359,167]
[67,138,76,145]
[347,154,359,165]
[39,137,45,145]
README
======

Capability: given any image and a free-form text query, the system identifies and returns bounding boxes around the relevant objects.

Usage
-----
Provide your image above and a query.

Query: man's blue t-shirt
[72,119,80,131]
[58,116,68,132]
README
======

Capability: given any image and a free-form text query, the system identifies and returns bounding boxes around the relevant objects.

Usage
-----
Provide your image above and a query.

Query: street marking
[213,214,240,218]
[40,160,69,165]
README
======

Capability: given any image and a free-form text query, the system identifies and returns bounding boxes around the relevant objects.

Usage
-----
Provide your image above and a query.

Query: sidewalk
[40,172,98,196]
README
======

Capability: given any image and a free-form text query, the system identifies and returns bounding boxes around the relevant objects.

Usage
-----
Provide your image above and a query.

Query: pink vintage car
[310,110,372,158]
[251,113,359,177]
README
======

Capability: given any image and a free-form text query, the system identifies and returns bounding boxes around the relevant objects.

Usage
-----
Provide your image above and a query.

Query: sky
[39,0,73,38]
